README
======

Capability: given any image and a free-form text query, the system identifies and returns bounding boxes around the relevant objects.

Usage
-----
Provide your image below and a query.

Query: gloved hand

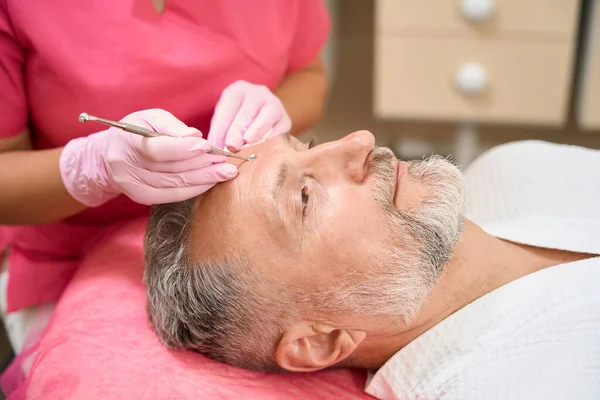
[59,109,238,207]
[208,80,292,152]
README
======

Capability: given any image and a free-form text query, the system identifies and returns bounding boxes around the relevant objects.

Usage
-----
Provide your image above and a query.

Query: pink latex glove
[208,80,292,152]
[59,109,238,207]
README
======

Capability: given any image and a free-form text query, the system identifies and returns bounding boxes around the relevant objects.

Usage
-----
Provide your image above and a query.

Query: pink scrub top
[0,0,330,312]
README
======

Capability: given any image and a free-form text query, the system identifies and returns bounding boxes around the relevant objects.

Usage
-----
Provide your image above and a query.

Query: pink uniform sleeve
[287,0,331,73]
[0,1,27,138]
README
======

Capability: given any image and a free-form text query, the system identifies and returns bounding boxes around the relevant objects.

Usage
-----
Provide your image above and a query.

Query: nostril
[361,149,374,180]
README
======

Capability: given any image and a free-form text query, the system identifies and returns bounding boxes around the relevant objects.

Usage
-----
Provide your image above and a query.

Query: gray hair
[143,199,285,371]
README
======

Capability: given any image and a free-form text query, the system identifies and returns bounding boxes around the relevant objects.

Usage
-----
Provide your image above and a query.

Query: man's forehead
[189,181,235,257]
[189,133,311,259]
[189,153,275,252]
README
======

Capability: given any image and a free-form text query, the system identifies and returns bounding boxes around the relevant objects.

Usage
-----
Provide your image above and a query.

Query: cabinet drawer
[374,36,575,125]
[376,0,579,37]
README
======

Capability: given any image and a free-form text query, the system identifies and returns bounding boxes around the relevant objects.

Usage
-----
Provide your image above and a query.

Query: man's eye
[301,186,309,215]
[302,139,316,151]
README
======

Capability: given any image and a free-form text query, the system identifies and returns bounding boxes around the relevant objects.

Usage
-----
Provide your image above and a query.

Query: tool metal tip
[248,154,257,161]
[78,113,90,123]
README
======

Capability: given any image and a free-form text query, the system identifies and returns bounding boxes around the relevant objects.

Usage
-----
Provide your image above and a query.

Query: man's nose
[310,130,375,183]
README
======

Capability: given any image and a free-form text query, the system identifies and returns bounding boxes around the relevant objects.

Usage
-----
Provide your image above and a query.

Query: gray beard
[322,148,467,322]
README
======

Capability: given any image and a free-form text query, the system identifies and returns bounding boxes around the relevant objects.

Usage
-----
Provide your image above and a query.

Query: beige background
[302,0,600,164]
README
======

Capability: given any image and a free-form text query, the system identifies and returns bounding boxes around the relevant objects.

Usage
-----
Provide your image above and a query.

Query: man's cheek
[318,227,373,268]
[334,205,389,240]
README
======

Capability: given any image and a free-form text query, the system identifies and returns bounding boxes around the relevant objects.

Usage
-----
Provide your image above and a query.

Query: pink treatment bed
[0,218,373,399]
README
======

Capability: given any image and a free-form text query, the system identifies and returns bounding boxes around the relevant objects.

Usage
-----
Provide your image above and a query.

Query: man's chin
[400,155,468,269]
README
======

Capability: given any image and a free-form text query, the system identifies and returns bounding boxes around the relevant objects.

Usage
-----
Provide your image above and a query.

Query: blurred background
[301,0,600,168]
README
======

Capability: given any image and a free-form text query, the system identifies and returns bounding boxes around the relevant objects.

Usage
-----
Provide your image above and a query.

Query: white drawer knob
[455,63,488,95]
[460,0,495,22]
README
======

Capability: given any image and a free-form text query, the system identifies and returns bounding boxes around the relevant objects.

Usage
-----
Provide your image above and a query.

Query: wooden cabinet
[374,0,580,126]
[377,0,578,35]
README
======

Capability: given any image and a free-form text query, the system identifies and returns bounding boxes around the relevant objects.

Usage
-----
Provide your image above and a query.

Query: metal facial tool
[78,113,257,162]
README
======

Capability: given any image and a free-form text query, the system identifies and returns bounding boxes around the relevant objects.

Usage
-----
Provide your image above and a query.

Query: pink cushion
[7,219,372,399]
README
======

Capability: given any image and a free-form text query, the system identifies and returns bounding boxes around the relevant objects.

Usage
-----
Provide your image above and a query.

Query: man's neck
[353,219,593,369]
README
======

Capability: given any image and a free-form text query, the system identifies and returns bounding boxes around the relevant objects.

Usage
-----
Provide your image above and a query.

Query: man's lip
[393,161,408,205]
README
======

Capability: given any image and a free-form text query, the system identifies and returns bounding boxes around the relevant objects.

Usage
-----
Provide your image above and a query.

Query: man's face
[192,131,466,326]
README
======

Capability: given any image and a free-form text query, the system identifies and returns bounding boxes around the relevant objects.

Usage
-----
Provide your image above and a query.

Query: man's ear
[275,322,366,372]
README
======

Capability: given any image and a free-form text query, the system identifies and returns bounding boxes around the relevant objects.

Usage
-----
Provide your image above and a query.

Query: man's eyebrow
[270,133,294,203]
[272,162,288,203]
